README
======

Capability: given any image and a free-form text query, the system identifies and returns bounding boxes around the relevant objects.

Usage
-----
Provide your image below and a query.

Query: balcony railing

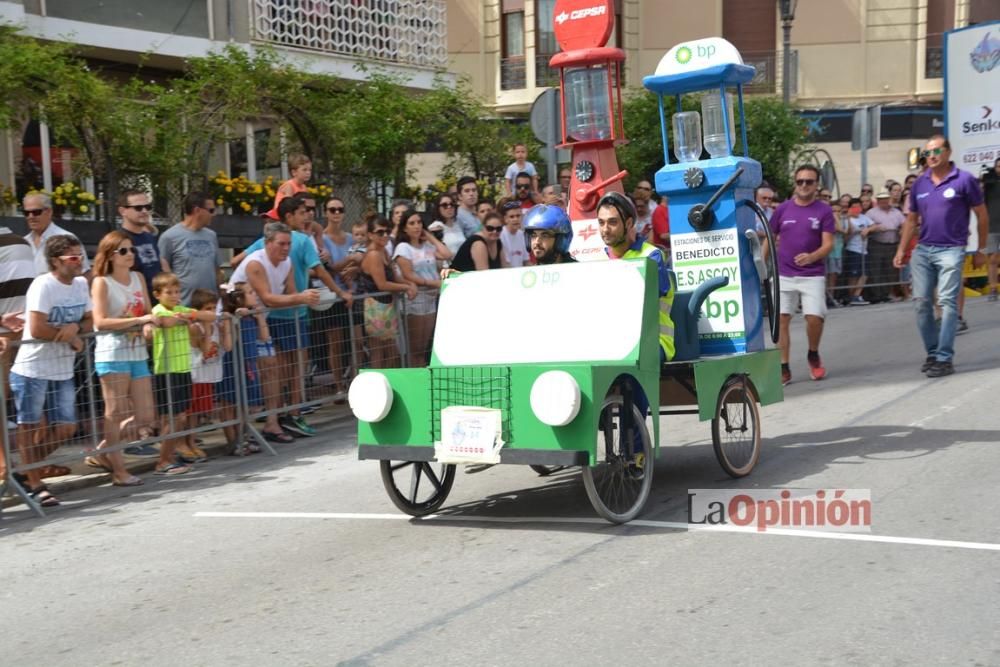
[925,46,943,79]
[250,0,447,70]
[501,57,526,90]
[742,50,797,95]
[535,53,561,88]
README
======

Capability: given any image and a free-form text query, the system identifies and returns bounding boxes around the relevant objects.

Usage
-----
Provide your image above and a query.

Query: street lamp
[779,0,797,105]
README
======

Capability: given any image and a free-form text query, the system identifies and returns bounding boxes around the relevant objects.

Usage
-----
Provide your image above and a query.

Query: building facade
[0,0,449,208]
[447,0,1000,192]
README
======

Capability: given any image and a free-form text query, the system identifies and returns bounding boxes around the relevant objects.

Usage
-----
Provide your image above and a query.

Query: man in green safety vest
[597,191,676,363]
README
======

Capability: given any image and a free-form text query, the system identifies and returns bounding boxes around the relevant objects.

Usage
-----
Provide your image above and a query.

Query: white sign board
[434,407,504,464]
[434,261,645,366]
[671,227,745,340]
[945,23,1000,175]
[567,217,608,262]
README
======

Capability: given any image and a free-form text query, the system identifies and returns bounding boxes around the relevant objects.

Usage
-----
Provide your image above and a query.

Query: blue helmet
[523,204,572,254]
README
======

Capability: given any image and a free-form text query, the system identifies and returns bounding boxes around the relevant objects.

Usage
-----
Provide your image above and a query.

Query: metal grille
[430,366,514,445]
[250,0,448,70]
[501,56,526,90]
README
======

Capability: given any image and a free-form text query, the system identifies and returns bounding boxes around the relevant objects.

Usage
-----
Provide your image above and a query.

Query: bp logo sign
[521,271,538,288]
[675,46,692,65]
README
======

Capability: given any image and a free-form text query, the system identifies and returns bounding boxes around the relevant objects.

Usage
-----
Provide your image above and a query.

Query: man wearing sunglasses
[9,235,92,506]
[766,165,835,385]
[118,190,161,298]
[22,192,91,277]
[514,172,538,210]
[158,191,220,307]
[893,135,988,378]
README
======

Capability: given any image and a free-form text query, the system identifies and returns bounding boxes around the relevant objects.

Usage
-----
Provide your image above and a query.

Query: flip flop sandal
[29,486,60,507]
[263,431,294,444]
[112,475,144,487]
[85,456,112,472]
[155,463,191,476]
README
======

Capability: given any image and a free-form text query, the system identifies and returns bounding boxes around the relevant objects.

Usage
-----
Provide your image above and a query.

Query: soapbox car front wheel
[529,465,566,476]
[582,395,654,524]
[379,460,456,516]
[711,377,761,478]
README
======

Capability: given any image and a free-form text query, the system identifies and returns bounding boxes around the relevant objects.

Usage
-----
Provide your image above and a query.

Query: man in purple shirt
[767,165,835,385]
[893,135,988,377]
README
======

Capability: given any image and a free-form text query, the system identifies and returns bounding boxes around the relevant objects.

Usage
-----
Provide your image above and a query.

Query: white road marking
[194,511,1000,552]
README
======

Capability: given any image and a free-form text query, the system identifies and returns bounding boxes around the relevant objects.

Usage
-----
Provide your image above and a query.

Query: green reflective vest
[622,242,676,361]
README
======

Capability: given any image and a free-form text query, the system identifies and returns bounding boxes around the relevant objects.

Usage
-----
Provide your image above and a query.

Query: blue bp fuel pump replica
[643,38,781,356]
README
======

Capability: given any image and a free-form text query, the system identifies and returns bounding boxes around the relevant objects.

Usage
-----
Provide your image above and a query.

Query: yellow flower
[79,205,88,213]
[217,197,224,205]
[240,202,252,211]
[55,198,66,206]
[225,186,233,193]
[253,185,262,194]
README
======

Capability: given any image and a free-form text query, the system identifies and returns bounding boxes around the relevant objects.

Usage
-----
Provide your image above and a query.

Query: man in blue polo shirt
[894,135,988,378]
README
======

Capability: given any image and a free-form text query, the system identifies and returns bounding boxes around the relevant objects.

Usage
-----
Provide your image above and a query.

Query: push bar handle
[687,166,745,231]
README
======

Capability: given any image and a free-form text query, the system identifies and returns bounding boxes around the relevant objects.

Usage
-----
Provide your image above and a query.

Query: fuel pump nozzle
[686,166,745,231]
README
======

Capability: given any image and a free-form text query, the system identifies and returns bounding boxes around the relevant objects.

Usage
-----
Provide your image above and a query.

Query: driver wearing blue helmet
[523,204,576,265]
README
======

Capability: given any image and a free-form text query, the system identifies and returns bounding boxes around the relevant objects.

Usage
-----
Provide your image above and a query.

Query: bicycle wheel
[582,395,654,524]
[529,465,566,476]
[711,377,761,478]
[379,460,456,516]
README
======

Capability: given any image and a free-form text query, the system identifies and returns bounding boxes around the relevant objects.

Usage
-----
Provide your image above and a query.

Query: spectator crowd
[2,141,998,508]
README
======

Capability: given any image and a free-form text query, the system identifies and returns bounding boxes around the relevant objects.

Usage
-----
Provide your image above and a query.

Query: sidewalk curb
[2,404,356,510]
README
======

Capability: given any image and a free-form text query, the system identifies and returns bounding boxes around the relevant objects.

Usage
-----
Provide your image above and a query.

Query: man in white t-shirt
[10,234,93,505]
[498,200,528,267]
[22,192,91,277]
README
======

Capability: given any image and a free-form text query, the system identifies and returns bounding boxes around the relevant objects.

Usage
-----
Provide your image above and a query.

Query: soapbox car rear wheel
[529,465,566,476]
[582,395,654,524]
[379,460,456,516]
[711,377,761,478]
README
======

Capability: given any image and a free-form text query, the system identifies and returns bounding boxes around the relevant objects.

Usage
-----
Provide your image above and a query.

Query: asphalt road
[2,298,999,666]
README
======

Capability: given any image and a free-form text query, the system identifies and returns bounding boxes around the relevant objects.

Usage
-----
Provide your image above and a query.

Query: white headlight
[530,370,581,427]
[348,372,393,422]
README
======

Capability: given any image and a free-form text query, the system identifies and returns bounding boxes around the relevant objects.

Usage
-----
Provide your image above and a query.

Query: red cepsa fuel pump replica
[549,0,628,261]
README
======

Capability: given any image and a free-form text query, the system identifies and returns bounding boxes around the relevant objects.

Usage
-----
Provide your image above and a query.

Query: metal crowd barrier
[0,287,437,518]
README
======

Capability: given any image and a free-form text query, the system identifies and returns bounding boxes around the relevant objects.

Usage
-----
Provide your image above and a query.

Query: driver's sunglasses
[23,208,48,217]
[921,147,945,158]
[125,204,153,212]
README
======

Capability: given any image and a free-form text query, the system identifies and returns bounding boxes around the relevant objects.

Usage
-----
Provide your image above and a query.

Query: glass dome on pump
[641,38,755,165]
[550,47,626,145]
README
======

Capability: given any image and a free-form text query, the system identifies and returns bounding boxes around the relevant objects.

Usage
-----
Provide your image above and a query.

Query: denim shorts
[95,360,152,378]
[9,372,77,424]
[268,316,310,352]
[256,339,276,358]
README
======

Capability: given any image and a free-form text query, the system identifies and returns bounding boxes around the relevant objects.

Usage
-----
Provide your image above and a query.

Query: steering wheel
[744,200,780,345]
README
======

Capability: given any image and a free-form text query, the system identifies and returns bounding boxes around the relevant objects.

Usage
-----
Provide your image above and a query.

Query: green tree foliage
[617,90,807,196]
[0,26,547,214]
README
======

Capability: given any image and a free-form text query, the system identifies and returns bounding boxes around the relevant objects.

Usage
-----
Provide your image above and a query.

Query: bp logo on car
[521,271,538,288]
[675,46,692,64]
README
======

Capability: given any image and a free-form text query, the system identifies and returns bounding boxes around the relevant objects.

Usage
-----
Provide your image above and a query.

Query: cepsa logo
[555,4,607,24]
